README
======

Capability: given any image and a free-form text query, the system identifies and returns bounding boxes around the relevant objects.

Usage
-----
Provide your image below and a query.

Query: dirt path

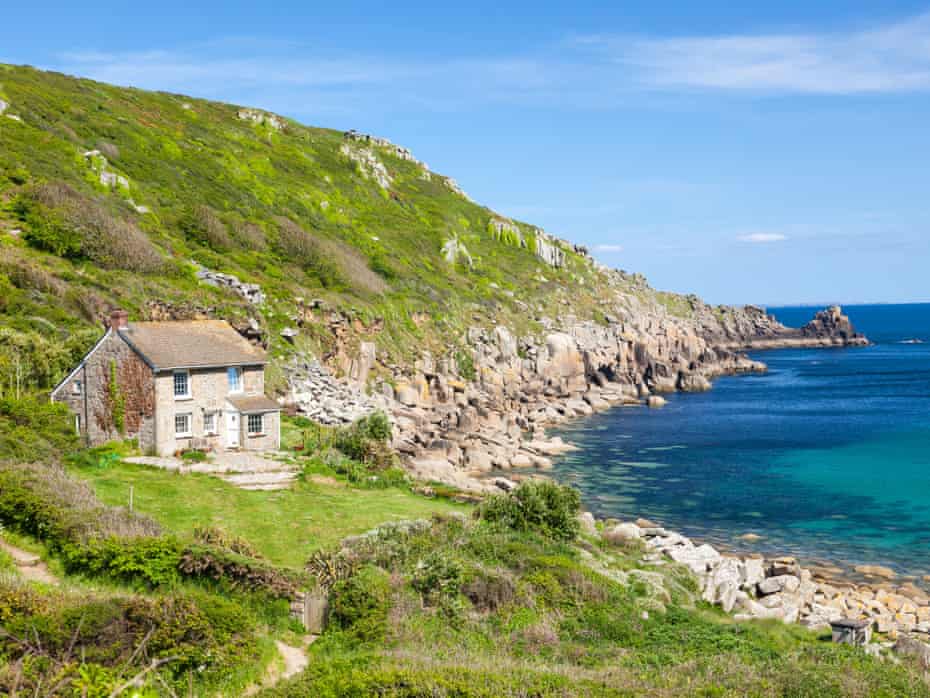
[245,635,315,695]
[275,639,311,679]
[0,538,58,585]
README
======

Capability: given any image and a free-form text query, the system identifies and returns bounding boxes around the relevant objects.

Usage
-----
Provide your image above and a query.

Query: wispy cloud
[737,232,788,243]
[46,10,930,121]
[597,12,930,94]
[594,243,624,252]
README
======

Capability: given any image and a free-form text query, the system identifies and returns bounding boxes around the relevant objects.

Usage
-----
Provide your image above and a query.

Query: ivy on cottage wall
[95,354,154,436]
[119,353,155,433]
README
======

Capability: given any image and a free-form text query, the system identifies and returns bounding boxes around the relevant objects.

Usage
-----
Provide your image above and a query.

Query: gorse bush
[330,564,393,642]
[0,576,264,696]
[273,216,346,288]
[273,216,387,294]
[16,181,163,272]
[478,481,581,541]
[179,204,233,252]
[333,411,394,468]
[411,551,463,609]
[0,395,78,461]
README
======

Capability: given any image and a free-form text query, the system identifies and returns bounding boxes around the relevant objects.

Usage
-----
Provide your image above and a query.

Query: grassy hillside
[0,63,642,396]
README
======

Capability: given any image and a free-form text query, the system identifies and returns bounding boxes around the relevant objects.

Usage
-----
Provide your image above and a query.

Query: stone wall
[53,331,156,451]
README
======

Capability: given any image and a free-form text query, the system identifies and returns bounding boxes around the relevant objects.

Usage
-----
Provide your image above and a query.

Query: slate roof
[227,394,282,413]
[119,320,267,370]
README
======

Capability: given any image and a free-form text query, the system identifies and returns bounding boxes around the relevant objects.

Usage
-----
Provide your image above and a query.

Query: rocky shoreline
[373,303,867,495]
[590,514,930,653]
[279,289,928,649]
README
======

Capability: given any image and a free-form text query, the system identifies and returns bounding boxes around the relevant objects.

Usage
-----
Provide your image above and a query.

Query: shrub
[462,566,515,612]
[180,448,209,463]
[0,579,263,696]
[177,545,299,597]
[411,552,463,608]
[0,395,77,461]
[333,411,395,469]
[478,481,581,541]
[0,463,161,548]
[273,216,344,287]
[179,204,232,252]
[61,535,183,587]
[330,565,392,642]
[456,349,477,381]
[16,181,163,272]
[232,219,267,250]
[306,548,360,592]
[273,216,386,294]
[193,525,264,559]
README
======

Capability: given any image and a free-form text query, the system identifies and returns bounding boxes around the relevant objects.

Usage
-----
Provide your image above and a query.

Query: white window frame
[246,413,264,436]
[173,370,191,400]
[227,366,243,394]
[175,412,192,438]
[203,412,217,435]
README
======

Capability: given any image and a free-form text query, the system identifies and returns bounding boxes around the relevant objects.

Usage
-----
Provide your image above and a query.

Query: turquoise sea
[550,303,930,577]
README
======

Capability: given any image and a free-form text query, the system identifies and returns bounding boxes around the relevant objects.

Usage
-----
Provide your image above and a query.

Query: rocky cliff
[324,266,869,492]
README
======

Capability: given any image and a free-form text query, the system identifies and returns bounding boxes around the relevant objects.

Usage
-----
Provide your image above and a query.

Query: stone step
[185,462,299,475]
[220,471,299,488]
[238,483,294,491]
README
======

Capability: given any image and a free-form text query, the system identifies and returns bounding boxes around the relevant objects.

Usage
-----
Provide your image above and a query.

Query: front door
[226,410,240,448]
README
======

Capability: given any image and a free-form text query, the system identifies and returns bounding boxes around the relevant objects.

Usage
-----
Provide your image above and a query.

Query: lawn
[71,461,466,569]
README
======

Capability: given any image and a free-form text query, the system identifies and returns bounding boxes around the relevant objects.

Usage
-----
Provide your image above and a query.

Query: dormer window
[173,370,191,399]
[227,367,243,394]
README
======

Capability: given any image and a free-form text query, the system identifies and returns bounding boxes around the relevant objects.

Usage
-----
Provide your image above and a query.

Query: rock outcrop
[695,302,868,349]
[237,108,285,131]
[533,230,565,268]
[195,266,265,305]
[340,143,392,190]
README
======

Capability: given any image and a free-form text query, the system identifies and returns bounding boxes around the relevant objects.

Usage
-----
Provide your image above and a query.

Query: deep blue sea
[550,303,930,577]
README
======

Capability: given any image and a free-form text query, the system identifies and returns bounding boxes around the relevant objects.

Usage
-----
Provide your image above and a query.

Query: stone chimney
[108,309,129,331]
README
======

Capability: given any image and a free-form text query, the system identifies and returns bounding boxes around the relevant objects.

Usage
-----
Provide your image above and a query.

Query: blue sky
[3,1,930,305]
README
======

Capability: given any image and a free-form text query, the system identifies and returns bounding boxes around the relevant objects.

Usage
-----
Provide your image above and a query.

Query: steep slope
[0,65,864,489]
[0,63,623,389]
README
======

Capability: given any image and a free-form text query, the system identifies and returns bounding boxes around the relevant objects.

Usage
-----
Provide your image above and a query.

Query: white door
[226,410,240,448]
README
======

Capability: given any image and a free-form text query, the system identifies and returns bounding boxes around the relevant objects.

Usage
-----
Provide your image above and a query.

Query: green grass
[70,461,465,568]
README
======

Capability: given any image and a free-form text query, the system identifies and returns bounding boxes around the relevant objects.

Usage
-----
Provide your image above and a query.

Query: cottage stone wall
[53,331,156,450]
[242,410,280,451]
[153,364,278,455]
[244,365,264,394]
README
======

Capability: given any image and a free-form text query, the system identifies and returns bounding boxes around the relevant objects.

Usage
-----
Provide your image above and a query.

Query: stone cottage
[52,310,281,455]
